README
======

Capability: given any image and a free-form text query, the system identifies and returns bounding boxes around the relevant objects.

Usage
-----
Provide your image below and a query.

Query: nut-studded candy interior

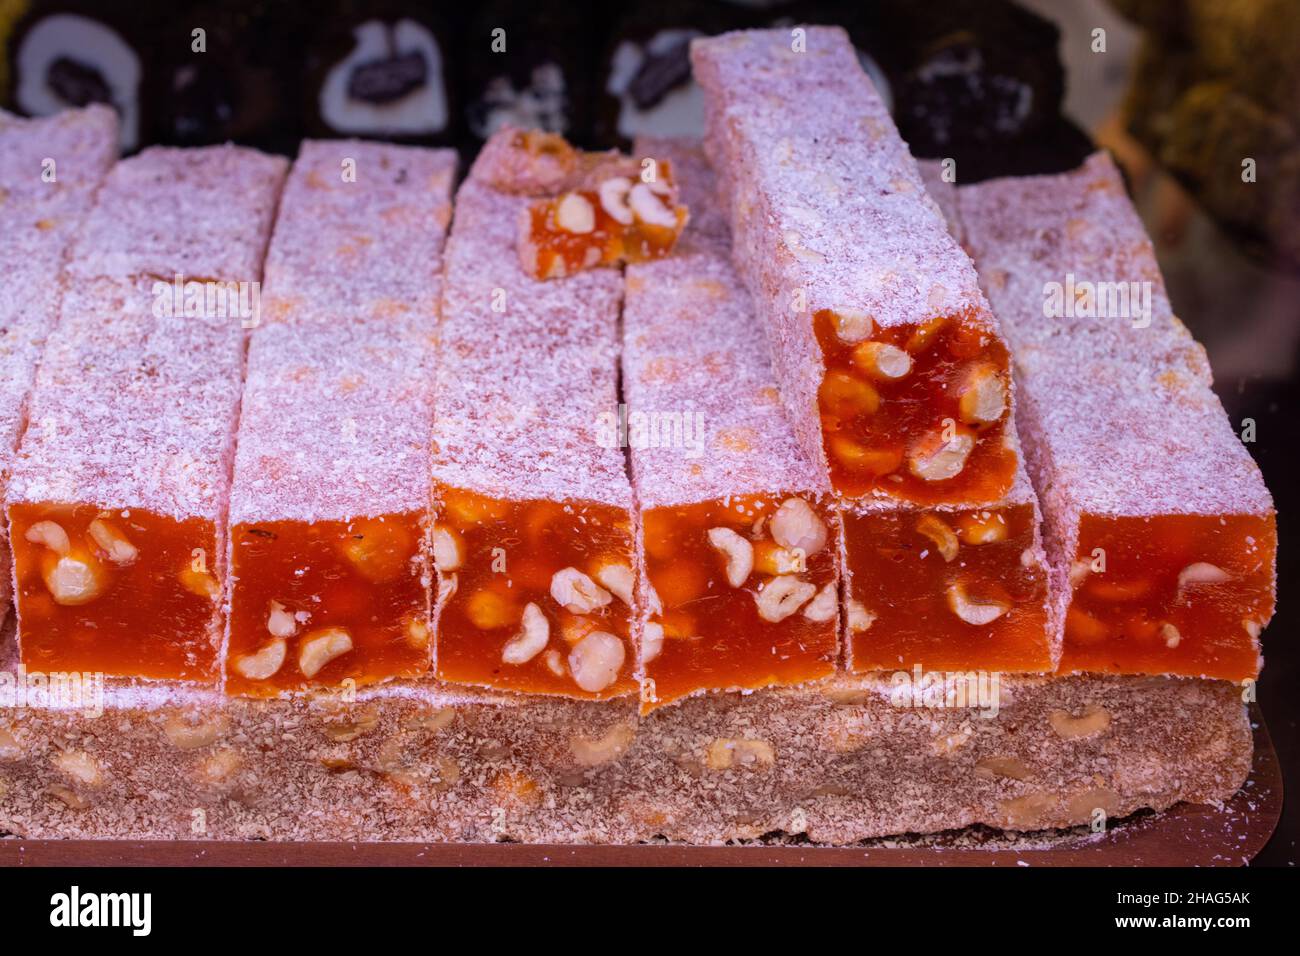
[433,486,638,699]
[641,494,839,708]
[1062,514,1275,680]
[10,504,222,681]
[843,502,1052,673]
[227,515,431,695]
[815,308,1019,503]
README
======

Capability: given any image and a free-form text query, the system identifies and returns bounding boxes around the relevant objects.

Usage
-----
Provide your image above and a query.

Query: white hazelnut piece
[568,631,626,693]
[706,527,754,588]
[234,639,288,681]
[431,526,463,571]
[770,498,828,557]
[266,600,299,639]
[555,192,595,233]
[946,582,1010,625]
[598,176,634,225]
[298,627,354,679]
[42,556,104,606]
[550,567,612,614]
[909,430,975,482]
[502,602,550,665]
[87,518,139,565]
[755,575,816,623]
[25,520,70,555]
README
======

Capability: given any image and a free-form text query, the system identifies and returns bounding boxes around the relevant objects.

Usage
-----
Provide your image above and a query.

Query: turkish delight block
[0,646,1253,845]
[691,27,1019,505]
[626,138,838,710]
[6,146,288,683]
[226,142,456,696]
[959,153,1276,681]
[260,140,456,319]
[431,129,637,700]
[486,127,688,280]
[841,465,1055,674]
[0,107,118,626]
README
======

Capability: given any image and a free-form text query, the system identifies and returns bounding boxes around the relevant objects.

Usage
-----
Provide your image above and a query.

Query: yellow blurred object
[0,0,30,102]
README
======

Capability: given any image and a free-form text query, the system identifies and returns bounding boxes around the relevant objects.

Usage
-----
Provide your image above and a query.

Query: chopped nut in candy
[692,28,1020,505]
[432,488,637,698]
[842,491,1054,674]
[640,494,839,706]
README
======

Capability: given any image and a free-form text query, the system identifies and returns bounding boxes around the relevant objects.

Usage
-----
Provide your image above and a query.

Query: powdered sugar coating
[959,153,1212,371]
[67,145,287,283]
[624,139,827,508]
[261,140,456,318]
[691,27,1006,486]
[230,142,456,526]
[432,158,630,509]
[958,153,1273,521]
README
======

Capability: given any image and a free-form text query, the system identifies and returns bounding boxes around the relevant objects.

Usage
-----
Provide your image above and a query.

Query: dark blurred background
[2,0,1296,863]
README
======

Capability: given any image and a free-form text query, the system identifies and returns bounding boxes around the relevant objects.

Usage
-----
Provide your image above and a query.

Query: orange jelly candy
[843,503,1052,673]
[815,308,1018,504]
[520,166,688,279]
[226,514,430,695]
[9,504,222,681]
[1061,514,1276,680]
[641,494,839,709]
[433,486,637,699]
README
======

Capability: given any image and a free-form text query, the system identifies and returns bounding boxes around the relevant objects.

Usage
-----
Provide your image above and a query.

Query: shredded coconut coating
[66,145,288,283]
[432,149,630,510]
[8,278,248,520]
[916,160,964,245]
[691,27,1006,479]
[230,142,457,526]
[0,105,119,265]
[8,146,288,521]
[957,154,1274,521]
[0,636,1252,844]
[231,316,439,525]
[624,140,828,509]
[261,140,456,318]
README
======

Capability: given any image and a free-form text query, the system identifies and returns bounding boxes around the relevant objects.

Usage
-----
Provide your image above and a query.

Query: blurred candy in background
[4,0,149,151]
[302,0,458,146]
[463,1,600,151]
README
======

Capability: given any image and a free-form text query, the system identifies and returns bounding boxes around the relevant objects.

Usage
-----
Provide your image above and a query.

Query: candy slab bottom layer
[0,630,1252,845]
[1,718,1278,865]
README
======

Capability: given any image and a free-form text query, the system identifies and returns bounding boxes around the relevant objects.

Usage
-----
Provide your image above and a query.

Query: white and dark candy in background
[3,0,150,151]
[302,0,458,146]
[1,0,1093,179]
[461,1,599,151]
